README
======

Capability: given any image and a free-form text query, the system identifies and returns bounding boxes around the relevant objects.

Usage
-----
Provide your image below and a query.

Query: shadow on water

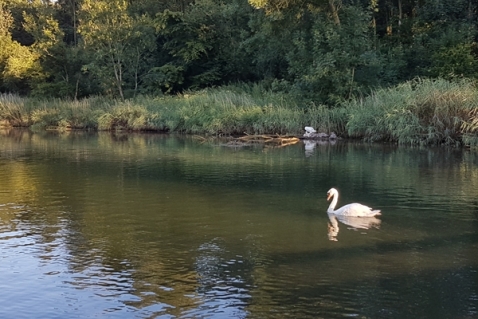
[260,266,478,319]
[248,226,478,318]
[269,231,478,267]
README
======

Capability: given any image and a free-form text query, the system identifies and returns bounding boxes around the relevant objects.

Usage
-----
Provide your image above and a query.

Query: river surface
[0,129,477,319]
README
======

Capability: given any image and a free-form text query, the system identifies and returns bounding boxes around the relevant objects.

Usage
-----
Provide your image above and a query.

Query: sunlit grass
[0,93,31,127]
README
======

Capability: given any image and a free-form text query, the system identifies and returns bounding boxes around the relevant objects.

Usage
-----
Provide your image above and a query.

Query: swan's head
[327,188,338,201]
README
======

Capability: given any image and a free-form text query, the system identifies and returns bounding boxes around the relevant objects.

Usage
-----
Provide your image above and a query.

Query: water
[0,129,477,319]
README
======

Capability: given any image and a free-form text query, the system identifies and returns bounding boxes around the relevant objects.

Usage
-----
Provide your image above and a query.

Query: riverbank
[1,78,477,147]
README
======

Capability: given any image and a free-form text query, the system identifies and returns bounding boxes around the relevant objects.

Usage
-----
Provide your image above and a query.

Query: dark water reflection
[0,129,477,319]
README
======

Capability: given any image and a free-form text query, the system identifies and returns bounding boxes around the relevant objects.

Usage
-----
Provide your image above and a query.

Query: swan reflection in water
[327,213,381,241]
[304,140,336,157]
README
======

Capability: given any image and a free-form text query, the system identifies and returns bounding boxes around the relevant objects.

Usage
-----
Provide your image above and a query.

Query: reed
[0,94,115,130]
[97,101,160,131]
[461,107,478,147]
[306,103,348,135]
[137,87,330,135]
[0,93,31,127]
[345,78,478,146]
[1,79,477,147]
[2,84,345,135]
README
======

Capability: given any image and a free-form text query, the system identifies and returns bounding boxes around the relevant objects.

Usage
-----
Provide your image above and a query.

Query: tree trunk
[71,0,77,45]
[398,0,402,33]
[111,53,124,100]
[329,0,341,26]
[133,47,140,98]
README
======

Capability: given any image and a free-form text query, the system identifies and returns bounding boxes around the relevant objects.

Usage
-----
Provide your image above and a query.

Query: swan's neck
[327,193,338,213]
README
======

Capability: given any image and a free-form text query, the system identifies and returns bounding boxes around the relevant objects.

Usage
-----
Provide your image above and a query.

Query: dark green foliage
[287,6,380,104]
[0,0,476,109]
[156,0,255,91]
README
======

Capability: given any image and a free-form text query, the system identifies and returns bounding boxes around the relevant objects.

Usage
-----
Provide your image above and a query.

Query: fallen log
[229,134,300,147]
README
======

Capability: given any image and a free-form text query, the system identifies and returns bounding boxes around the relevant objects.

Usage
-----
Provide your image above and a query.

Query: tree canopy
[0,0,476,105]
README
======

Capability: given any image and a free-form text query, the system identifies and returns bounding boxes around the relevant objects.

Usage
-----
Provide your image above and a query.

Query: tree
[22,1,74,96]
[287,5,381,104]
[155,0,254,91]
[79,0,155,99]
[248,0,342,25]
[0,2,42,93]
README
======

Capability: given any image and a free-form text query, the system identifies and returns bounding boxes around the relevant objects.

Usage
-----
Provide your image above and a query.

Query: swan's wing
[336,215,381,229]
[339,203,381,217]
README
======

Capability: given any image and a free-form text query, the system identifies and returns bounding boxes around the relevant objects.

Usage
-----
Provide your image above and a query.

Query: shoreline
[1,78,477,147]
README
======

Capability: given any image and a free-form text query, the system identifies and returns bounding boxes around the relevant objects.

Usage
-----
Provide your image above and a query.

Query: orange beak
[327,193,332,201]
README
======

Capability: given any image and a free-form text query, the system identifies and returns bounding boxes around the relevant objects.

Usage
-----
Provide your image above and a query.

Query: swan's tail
[371,210,381,216]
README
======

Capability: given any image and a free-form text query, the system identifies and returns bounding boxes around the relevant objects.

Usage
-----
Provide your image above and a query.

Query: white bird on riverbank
[304,126,316,137]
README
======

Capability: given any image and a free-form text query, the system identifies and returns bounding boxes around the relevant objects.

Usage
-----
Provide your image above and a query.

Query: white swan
[304,126,316,137]
[326,188,381,217]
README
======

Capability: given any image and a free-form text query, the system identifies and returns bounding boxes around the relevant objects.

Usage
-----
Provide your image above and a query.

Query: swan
[326,188,381,217]
[304,126,316,137]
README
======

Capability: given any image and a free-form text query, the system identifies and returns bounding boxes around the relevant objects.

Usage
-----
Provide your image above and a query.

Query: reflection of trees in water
[2,129,478,207]
[321,142,478,210]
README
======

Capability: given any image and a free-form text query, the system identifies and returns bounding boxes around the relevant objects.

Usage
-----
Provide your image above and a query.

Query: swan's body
[304,126,316,136]
[326,188,381,217]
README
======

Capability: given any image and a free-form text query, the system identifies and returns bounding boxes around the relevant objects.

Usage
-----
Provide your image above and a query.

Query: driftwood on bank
[223,134,300,148]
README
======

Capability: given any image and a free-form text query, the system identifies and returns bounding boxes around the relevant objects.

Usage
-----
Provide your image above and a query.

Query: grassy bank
[0,83,346,136]
[1,79,477,146]
[345,78,478,146]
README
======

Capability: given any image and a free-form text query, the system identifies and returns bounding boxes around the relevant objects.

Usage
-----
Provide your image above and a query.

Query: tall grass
[0,94,114,130]
[133,86,346,135]
[1,79,477,147]
[462,106,478,147]
[1,85,342,135]
[345,78,478,146]
[0,93,31,127]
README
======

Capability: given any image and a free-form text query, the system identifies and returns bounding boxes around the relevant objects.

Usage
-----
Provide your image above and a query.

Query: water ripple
[1,133,478,318]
